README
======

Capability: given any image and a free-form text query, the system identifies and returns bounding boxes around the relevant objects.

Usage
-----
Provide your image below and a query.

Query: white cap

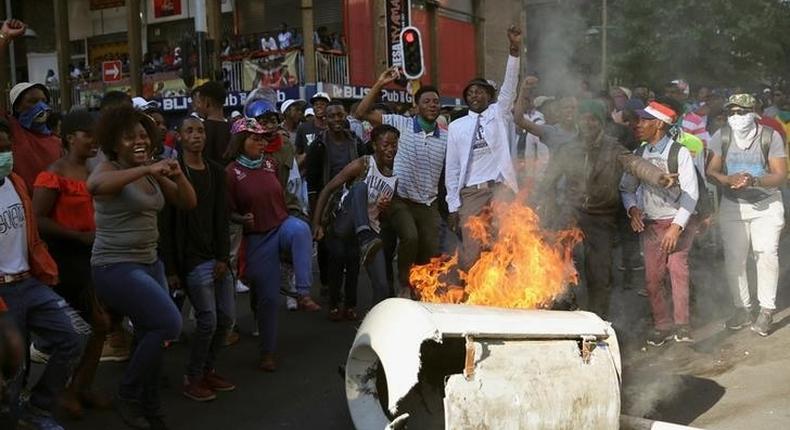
[9,82,50,112]
[310,92,331,103]
[230,110,242,120]
[281,99,306,114]
[305,107,315,117]
[132,97,160,112]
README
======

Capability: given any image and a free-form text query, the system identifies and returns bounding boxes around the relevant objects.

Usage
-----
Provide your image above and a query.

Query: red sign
[102,60,123,83]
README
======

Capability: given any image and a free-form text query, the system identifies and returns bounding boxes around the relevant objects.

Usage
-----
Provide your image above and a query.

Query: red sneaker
[203,370,236,392]
[182,375,216,402]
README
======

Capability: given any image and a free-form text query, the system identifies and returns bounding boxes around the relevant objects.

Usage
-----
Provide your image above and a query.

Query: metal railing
[315,50,349,84]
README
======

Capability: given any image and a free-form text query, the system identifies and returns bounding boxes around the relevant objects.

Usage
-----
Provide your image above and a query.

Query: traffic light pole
[53,0,72,111]
[127,0,143,96]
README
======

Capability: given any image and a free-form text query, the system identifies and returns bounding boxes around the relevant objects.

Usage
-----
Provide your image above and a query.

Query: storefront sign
[158,88,302,112]
[322,83,413,104]
[90,0,124,10]
[385,0,411,69]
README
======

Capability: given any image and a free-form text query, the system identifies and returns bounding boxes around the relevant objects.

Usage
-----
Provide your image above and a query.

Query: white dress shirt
[445,55,520,213]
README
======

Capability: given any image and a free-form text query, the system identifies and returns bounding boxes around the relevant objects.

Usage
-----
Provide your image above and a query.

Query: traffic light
[400,26,424,80]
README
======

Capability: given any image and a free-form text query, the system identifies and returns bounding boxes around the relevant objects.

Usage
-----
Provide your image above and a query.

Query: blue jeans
[0,278,89,413]
[92,260,182,415]
[246,216,313,354]
[333,182,390,306]
[184,260,235,377]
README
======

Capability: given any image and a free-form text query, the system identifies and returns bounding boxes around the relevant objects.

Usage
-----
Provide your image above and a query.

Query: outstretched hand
[507,25,522,55]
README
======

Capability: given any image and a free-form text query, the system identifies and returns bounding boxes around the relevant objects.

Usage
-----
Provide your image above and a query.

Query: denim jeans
[184,260,235,377]
[332,182,391,307]
[245,216,313,354]
[92,260,182,415]
[0,278,89,413]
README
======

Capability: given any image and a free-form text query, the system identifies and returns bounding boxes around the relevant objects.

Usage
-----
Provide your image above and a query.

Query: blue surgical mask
[0,152,13,178]
[18,101,52,135]
[237,154,263,169]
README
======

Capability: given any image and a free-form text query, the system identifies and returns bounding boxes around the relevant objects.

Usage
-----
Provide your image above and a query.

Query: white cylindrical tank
[345,298,622,430]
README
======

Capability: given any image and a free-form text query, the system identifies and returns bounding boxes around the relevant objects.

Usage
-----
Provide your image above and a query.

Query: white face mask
[727,112,756,132]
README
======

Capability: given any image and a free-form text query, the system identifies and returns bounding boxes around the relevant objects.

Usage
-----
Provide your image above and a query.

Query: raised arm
[495,26,522,116]
[0,20,26,62]
[513,77,545,138]
[311,157,366,240]
[357,67,400,126]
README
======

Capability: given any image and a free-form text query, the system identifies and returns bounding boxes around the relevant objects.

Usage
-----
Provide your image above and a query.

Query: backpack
[636,141,714,218]
[718,124,773,174]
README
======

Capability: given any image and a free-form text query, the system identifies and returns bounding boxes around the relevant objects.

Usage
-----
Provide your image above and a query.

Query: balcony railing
[315,50,349,85]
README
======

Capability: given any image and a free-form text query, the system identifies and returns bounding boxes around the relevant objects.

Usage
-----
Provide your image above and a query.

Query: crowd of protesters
[1,15,790,430]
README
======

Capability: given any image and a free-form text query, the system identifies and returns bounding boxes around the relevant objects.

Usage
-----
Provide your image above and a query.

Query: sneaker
[258,353,276,372]
[114,395,150,429]
[286,297,298,311]
[750,309,773,337]
[182,375,216,402]
[18,404,65,430]
[674,326,694,343]
[328,308,343,322]
[725,308,753,331]
[203,370,236,392]
[646,329,673,347]
[632,264,645,271]
[224,330,240,347]
[251,328,260,337]
[297,295,321,312]
[235,280,250,293]
[100,339,130,362]
[30,343,51,364]
[359,237,383,267]
[637,288,648,297]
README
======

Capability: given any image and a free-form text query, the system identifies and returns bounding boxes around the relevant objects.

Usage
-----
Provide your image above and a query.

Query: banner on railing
[157,88,302,113]
[322,83,413,104]
[242,51,301,90]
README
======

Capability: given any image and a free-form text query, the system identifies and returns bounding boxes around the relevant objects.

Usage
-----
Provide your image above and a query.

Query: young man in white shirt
[445,26,521,271]
[620,98,699,346]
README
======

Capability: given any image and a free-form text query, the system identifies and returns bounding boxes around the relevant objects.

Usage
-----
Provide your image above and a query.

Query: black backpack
[635,140,714,218]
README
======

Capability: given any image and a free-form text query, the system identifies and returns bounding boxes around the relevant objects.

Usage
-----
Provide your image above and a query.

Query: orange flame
[409,196,583,309]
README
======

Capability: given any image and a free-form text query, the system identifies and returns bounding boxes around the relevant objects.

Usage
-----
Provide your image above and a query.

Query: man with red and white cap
[620,97,699,347]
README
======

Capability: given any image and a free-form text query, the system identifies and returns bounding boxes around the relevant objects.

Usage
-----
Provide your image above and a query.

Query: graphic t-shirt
[0,179,29,274]
[465,119,499,187]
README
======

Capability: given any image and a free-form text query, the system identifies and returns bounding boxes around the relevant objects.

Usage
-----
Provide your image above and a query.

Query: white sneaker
[235,280,250,293]
[251,329,260,337]
[30,344,51,364]
[286,297,298,311]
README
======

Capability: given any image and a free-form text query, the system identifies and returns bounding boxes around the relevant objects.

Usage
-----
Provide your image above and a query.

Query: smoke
[526,0,597,97]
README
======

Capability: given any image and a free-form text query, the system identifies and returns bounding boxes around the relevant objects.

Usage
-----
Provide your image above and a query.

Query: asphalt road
[35,227,790,430]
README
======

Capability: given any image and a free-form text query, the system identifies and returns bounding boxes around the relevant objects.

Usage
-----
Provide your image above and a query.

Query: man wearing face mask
[706,94,787,337]
[445,26,521,272]
[7,82,63,190]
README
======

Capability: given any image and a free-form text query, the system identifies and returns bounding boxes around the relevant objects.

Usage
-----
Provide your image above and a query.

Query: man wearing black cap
[445,26,521,272]
[295,92,331,156]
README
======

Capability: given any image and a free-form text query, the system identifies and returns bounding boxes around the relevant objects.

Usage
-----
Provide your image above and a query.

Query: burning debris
[409,197,584,309]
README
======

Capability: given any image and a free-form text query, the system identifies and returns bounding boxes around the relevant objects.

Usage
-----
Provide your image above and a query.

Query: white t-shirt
[0,179,29,275]
[278,32,292,49]
[466,120,500,186]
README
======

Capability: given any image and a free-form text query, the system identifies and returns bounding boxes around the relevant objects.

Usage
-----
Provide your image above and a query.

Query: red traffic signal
[399,26,424,80]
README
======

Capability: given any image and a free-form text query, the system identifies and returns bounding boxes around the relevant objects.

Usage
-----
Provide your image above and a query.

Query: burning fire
[409,197,583,309]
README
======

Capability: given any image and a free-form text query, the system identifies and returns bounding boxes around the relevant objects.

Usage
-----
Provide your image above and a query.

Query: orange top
[33,171,96,232]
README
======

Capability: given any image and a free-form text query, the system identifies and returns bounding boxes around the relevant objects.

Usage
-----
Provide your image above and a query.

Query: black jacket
[160,157,230,279]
